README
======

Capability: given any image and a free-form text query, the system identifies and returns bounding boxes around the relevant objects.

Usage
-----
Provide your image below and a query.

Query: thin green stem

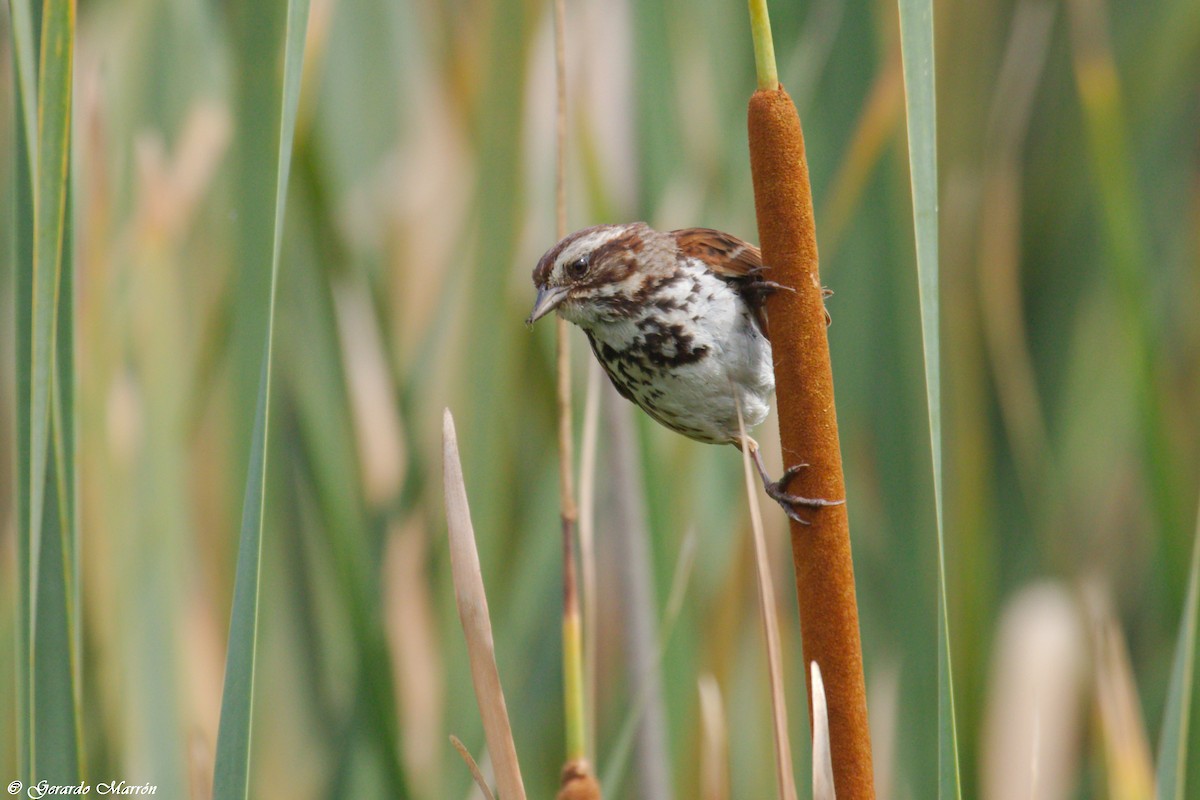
[563,610,587,760]
[748,0,779,91]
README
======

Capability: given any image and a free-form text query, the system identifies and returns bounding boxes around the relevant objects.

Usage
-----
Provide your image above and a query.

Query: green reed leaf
[212,0,311,796]
[1155,502,1200,800]
[14,0,83,784]
[896,0,962,796]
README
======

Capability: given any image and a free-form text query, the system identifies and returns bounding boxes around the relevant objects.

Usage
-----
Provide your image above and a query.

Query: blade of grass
[895,0,963,796]
[13,0,37,780]
[211,0,311,796]
[42,173,82,780]
[229,0,285,455]
[28,0,74,645]
[9,0,38,170]
[1155,499,1200,800]
[212,355,269,799]
[58,175,80,719]
[16,0,83,783]
[33,402,81,782]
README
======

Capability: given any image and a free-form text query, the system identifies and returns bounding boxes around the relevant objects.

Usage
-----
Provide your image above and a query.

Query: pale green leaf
[212,0,312,796]
[1155,503,1200,800]
[896,0,963,796]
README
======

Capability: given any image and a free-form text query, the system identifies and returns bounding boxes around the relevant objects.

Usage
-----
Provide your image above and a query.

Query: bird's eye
[567,257,589,278]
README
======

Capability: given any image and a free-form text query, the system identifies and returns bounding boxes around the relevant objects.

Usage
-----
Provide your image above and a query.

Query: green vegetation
[2,0,1198,797]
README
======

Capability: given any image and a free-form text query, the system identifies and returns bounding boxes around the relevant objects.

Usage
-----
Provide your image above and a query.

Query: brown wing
[672,227,771,335]
[673,227,833,331]
[673,227,762,277]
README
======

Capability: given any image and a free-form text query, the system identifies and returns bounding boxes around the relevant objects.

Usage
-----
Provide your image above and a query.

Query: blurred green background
[2,0,1198,797]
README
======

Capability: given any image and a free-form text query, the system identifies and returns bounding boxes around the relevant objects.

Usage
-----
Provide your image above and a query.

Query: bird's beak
[526,285,569,325]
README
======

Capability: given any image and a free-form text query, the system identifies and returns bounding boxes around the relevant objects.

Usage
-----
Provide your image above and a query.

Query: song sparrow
[527,221,842,522]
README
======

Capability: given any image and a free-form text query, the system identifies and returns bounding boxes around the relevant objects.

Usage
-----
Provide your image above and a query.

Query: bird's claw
[745,273,831,325]
[756,279,796,294]
[746,444,844,524]
[777,462,807,484]
[762,464,845,524]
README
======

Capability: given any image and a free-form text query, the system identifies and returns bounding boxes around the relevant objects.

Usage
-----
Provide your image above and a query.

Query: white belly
[583,271,774,445]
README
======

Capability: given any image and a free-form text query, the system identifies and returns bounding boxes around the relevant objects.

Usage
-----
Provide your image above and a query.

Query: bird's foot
[749,444,844,525]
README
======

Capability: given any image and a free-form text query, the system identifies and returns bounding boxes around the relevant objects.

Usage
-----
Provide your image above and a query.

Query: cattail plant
[745,0,875,795]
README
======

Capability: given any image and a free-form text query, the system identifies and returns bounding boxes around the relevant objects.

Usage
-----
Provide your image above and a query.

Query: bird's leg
[745,270,833,326]
[754,280,795,294]
[743,437,844,524]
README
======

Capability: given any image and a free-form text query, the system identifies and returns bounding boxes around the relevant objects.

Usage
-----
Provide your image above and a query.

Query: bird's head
[527,222,669,327]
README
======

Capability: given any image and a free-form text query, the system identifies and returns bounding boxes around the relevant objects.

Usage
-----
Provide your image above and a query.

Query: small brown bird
[527,221,842,522]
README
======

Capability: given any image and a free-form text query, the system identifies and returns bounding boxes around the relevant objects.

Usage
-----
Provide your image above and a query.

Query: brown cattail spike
[556,759,603,800]
[747,86,875,799]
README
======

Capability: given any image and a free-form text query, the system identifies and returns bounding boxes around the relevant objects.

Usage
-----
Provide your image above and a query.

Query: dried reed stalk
[738,401,798,800]
[578,361,602,751]
[442,409,526,800]
[811,662,835,800]
[450,735,497,800]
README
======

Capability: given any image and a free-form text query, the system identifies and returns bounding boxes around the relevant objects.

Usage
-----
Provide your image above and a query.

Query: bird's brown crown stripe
[533,224,647,285]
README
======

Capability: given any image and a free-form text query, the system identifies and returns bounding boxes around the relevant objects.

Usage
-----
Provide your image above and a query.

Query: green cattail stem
[563,603,586,760]
[747,0,779,91]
